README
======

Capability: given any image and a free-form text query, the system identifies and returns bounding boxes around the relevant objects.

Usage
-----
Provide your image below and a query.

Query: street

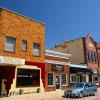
[0,90,100,100]
[40,92,100,100]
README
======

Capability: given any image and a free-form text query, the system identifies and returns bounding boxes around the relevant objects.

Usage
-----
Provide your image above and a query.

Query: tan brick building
[52,34,99,85]
[45,50,71,91]
[0,8,45,96]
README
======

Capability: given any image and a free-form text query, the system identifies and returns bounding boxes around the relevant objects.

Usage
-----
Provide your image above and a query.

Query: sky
[0,0,100,49]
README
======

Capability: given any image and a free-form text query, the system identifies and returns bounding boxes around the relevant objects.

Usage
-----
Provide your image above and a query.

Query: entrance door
[56,75,60,89]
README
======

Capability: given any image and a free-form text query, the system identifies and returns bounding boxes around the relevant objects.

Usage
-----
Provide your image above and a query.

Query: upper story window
[87,51,97,63]
[87,51,91,62]
[22,40,27,51]
[32,43,40,56]
[91,52,94,62]
[93,53,97,63]
[5,36,16,52]
[98,53,100,63]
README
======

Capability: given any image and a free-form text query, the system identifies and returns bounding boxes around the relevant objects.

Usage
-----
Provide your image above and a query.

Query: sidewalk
[97,87,100,92]
[0,90,64,100]
[1,88,100,100]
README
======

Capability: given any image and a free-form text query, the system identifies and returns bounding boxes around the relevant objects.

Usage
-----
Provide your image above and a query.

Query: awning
[69,64,87,68]
[70,67,92,74]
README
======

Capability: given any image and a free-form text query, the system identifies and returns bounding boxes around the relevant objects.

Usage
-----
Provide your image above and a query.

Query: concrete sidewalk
[0,90,64,100]
[1,88,100,100]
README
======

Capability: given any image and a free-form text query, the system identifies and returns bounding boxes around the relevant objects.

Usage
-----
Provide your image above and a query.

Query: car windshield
[73,83,84,88]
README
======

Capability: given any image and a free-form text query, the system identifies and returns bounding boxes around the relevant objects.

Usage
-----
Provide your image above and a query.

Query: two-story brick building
[52,34,99,85]
[0,8,45,96]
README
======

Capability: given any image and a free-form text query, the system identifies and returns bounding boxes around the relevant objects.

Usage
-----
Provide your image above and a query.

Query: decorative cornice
[45,50,71,59]
[45,59,70,65]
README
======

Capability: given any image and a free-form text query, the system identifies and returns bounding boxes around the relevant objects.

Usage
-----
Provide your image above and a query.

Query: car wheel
[85,92,88,97]
[64,94,67,98]
[93,91,96,96]
[79,92,83,98]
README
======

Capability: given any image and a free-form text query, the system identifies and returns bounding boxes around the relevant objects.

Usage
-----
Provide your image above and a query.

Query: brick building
[52,34,100,85]
[97,43,100,83]
[45,50,71,91]
[0,8,45,96]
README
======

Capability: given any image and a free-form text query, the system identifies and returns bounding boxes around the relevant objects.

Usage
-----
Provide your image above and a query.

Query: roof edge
[0,7,45,25]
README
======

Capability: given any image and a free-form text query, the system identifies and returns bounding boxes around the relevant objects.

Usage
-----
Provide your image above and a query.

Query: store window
[48,73,54,85]
[70,74,77,83]
[81,75,86,82]
[22,40,27,51]
[77,76,80,82]
[16,68,40,87]
[5,36,16,52]
[33,43,40,56]
[61,74,67,85]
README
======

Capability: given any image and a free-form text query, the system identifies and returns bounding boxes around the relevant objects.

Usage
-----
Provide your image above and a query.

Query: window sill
[4,50,15,53]
[32,55,41,57]
[21,49,27,52]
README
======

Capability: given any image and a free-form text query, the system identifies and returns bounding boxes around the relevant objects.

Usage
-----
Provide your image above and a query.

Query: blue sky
[0,0,100,49]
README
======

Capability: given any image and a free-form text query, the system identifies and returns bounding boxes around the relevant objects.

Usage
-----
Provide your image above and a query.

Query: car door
[88,83,93,95]
[84,83,90,96]
[91,83,97,93]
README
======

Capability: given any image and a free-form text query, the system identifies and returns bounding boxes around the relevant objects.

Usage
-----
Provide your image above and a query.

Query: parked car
[64,82,97,98]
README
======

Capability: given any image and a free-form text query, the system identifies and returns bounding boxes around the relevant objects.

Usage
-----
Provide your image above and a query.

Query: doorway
[55,75,60,89]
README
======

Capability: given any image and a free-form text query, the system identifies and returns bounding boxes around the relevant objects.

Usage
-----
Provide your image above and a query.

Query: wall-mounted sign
[52,64,64,71]
[0,56,25,65]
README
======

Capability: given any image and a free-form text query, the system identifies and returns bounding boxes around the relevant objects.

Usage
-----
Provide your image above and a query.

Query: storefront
[91,69,99,85]
[69,64,92,86]
[45,50,71,92]
[0,56,43,96]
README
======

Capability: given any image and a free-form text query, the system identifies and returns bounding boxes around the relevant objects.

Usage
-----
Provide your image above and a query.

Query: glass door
[56,75,60,89]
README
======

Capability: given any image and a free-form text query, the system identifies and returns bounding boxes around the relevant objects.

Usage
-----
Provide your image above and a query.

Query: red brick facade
[45,50,70,91]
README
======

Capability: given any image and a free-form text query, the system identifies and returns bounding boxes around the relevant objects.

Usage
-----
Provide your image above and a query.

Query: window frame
[48,73,54,87]
[70,74,77,83]
[16,68,40,88]
[21,40,27,51]
[5,36,16,52]
[32,43,41,56]
[61,73,68,86]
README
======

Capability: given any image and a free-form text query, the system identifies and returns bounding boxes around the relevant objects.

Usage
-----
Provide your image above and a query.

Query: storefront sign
[0,56,25,65]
